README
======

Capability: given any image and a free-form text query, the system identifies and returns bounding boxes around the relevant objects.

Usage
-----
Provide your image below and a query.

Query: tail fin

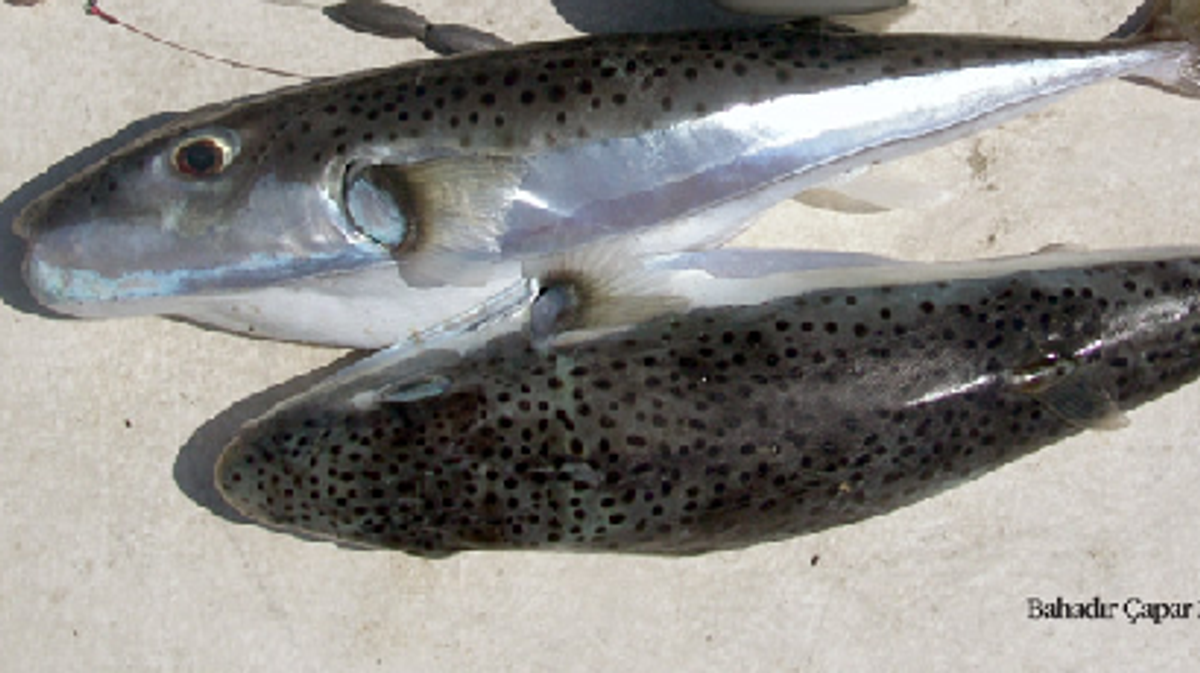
[1115,0,1200,97]
[1112,0,1200,41]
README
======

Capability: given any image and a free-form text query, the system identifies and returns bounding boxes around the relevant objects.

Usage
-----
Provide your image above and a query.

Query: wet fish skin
[216,251,1200,555]
[16,9,1200,348]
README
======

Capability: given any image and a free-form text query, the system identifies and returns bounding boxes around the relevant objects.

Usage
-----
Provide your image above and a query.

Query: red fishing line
[83,1,311,79]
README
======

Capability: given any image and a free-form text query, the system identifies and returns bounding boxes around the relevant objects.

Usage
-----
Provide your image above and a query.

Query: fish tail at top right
[1118,0,1200,96]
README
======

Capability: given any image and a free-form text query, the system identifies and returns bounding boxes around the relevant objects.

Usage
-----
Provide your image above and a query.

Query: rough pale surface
[2,1,1199,670]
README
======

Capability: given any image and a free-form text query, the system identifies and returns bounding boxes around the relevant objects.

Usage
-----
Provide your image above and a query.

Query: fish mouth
[19,161,396,315]
[23,240,395,317]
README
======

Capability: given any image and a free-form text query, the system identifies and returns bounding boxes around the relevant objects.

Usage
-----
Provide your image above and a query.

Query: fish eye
[170,130,239,179]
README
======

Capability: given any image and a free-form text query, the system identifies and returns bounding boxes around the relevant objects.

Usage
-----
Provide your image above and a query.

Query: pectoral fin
[524,243,690,346]
[1013,356,1129,431]
[344,156,528,287]
[1034,376,1129,431]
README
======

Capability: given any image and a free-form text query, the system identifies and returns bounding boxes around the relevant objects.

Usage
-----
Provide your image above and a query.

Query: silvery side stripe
[16,19,1200,347]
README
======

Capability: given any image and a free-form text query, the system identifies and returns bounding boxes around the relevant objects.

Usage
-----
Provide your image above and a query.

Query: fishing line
[84,1,313,80]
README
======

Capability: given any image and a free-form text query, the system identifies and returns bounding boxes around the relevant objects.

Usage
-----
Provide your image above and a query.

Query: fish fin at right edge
[1110,0,1199,41]
[1116,0,1200,98]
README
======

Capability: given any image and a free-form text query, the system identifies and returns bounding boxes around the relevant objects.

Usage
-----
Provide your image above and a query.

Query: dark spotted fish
[15,2,1200,348]
[216,247,1200,554]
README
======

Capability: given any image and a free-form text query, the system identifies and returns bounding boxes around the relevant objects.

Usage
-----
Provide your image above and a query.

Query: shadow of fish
[215,247,1200,554]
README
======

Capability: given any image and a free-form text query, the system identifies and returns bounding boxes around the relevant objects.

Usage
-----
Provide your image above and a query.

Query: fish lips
[17,154,392,317]
[19,184,394,319]
[22,229,394,318]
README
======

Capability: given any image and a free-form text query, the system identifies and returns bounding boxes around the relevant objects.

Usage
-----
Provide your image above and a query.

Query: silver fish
[15,1,1200,348]
[216,246,1200,555]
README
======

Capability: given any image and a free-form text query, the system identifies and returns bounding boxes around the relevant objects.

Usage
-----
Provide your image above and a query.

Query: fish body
[216,248,1200,554]
[15,6,1200,348]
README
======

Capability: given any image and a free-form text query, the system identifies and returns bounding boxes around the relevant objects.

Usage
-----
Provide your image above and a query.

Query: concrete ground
[2,0,1199,670]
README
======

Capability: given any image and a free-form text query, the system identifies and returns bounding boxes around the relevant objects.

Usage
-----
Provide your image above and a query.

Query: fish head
[13,100,393,322]
[214,394,474,554]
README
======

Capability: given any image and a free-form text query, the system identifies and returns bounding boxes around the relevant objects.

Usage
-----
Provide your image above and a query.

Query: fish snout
[12,181,77,243]
[12,201,38,241]
[15,152,128,241]
[215,416,330,528]
[214,432,279,525]
[14,180,112,313]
